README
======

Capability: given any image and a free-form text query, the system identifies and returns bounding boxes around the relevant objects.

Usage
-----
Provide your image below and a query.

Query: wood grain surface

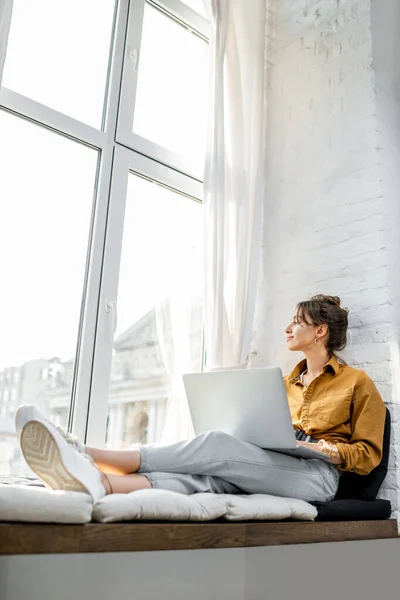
[0,519,397,555]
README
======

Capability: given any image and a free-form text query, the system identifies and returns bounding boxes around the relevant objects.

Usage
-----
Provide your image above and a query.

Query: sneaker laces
[55,426,85,455]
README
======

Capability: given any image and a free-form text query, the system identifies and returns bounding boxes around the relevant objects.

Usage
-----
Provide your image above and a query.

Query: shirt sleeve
[335,373,386,475]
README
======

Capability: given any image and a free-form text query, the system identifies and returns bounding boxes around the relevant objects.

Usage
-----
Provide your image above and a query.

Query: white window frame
[0,0,208,449]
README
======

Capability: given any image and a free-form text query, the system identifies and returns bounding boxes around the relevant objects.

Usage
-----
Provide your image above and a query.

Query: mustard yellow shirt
[284,356,386,475]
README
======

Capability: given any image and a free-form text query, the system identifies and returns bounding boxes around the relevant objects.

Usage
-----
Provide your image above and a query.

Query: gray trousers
[138,430,340,502]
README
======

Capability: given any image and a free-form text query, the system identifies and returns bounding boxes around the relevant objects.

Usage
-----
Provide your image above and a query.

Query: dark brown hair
[296,294,349,360]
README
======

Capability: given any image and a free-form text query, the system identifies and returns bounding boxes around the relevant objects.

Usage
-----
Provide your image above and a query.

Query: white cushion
[92,489,227,523]
[222,494,317,521]
[92,489,317,523]
[0,484,317,524]
[0,484,92,523]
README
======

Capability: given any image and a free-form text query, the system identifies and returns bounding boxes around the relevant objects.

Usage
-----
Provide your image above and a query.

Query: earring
[314,337,320,345]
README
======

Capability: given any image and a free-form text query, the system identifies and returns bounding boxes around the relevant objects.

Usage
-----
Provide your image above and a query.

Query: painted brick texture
[251,0,400,518]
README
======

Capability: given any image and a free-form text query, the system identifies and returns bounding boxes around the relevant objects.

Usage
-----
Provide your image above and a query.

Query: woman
[16,294,386,504]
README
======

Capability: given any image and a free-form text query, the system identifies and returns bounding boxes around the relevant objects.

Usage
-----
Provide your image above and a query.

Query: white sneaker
[19,417,106,502]
[16,405,85,454]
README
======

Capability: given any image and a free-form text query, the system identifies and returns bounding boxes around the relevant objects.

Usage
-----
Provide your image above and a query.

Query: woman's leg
[86,446,240,495]
[16,409,240,498]
[85,446,140,475]
[138,431,340,503]
[100,471,241,495]
[88,431,339,501]
[100,472,151,494]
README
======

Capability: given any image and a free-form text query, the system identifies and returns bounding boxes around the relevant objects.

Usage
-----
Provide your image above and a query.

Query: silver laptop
[182,367,333,463]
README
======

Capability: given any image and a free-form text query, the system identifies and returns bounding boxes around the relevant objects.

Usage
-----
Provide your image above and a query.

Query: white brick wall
[250,0,400,519]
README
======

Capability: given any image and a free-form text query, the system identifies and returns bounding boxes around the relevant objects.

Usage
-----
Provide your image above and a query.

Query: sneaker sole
[20,420,88,494]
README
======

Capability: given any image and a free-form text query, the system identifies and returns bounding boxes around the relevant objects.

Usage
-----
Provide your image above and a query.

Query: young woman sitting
[15,294,386,504]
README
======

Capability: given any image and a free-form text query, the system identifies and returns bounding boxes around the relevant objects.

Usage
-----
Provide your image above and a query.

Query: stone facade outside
[0,301,202,476]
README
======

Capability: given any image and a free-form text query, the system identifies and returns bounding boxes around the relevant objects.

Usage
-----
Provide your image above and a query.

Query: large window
[0,0,209,474]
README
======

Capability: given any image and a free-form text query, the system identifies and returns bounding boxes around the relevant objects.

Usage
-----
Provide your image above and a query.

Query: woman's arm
[297,440,343,464]
[334,373,386,475]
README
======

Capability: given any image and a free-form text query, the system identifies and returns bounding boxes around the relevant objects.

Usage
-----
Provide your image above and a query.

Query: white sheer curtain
[0,0,13,84]
[155,0,267,441]
[156,294,203,444]
[203,0,266,370]
[155,226,203,444]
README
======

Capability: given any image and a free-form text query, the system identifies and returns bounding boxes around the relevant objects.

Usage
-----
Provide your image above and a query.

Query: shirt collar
[288,355,340,382]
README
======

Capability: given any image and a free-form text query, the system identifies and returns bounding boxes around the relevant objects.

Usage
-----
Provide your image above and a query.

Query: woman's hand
[297,439,343,465]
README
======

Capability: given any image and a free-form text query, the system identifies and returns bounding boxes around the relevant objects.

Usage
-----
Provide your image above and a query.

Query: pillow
[0,484,93,523]
[93,489,317,523]
[223,494,317,521]
[92,489,228,523]
[312,499,392,521]
[334,408,391,501]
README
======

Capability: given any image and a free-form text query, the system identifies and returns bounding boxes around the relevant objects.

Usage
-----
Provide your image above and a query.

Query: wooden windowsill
[0,519,397,555]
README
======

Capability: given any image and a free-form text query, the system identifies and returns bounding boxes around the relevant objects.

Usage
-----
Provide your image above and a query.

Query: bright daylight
[1,0,400,598]
[0,0,207,471]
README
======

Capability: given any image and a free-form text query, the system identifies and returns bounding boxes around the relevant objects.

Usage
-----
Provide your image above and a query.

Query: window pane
[106,175,202,449]
[2,0,115,128]
[0,111,97,476]
[133,3,208,170]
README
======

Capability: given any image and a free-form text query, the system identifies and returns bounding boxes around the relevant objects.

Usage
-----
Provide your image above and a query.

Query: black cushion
[313,407,391,520]
[334,407,391,501]
[313,499,392,521]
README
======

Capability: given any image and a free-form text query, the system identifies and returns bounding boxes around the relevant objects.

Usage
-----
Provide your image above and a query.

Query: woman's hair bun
[311,294,339,306]
[311,294,348,313]
[327,295,341,307]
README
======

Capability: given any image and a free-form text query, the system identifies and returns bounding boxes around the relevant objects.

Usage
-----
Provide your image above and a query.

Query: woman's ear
[318,323,328,337]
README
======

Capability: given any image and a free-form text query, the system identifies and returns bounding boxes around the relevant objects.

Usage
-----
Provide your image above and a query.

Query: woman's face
[285,311,319,352]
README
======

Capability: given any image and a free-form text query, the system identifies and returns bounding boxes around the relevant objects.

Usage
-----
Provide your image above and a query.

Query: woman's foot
[19,417,106,502]
[16,405,85,454]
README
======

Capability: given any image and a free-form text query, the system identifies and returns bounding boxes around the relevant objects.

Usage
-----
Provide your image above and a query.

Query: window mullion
[103,0,131,140]
[71,0,131,442]
[85,146,130,447]
[116,0,146,145]
[70,145,116,442]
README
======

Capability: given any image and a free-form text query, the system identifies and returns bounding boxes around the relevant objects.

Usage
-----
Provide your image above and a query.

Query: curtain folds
[157,0,267,441]
[156,294,202,444]
[203,0,266,370]
[156,224,203,444]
